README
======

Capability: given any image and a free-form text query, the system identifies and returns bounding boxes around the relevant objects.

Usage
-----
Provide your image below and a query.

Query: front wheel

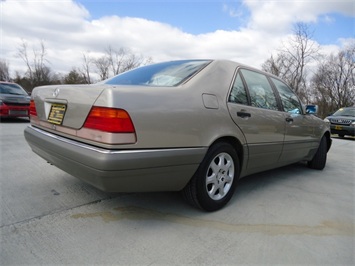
[308,136,327,170]
[182,142,240,212]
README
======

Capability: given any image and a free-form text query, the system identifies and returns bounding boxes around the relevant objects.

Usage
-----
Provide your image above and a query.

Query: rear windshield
[0,83,28,96]
[104,60,211,87]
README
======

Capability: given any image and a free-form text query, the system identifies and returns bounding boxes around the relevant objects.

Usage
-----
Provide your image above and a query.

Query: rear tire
[182,142,239,212]
[308,136,327,170]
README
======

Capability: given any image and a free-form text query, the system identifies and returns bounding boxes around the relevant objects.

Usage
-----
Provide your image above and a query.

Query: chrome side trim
[28,125,206,155]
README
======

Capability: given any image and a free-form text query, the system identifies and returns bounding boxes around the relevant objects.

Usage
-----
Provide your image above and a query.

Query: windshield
[333,108,355,117]
[0,83,28,96]
[104,60,211,87]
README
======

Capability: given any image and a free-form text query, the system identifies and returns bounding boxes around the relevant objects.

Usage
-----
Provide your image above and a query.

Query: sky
[1,0,354,78]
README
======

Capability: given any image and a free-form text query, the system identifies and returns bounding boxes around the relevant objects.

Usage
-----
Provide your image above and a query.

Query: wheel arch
[324,131,332,152]
[208,136,244,175]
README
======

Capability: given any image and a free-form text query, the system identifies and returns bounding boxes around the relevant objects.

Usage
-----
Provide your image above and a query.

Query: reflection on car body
[24,60,332,211]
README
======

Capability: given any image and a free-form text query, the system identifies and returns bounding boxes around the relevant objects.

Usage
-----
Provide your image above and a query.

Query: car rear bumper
[24,126,207,192]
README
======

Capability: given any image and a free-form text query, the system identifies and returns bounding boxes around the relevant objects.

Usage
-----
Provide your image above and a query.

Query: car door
[227,68,285,175]
[270,77,318,164]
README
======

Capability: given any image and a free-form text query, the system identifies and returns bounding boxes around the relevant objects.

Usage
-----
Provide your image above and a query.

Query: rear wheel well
[209,137,244,174]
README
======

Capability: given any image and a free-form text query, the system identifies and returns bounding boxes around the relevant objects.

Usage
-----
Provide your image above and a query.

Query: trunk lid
[32,84,107,129]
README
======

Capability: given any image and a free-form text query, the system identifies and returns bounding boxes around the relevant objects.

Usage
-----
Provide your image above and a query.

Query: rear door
[227,68,285,175]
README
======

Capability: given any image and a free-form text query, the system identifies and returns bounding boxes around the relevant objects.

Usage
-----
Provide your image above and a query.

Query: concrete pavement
[1,120,354,265]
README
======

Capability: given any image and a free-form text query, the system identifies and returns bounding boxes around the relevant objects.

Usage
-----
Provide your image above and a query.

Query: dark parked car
[24,60,332,211]
[0,81,30,119]
[325,107,355,137]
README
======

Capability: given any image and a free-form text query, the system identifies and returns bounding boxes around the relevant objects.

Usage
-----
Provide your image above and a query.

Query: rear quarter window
[229,73,248,105]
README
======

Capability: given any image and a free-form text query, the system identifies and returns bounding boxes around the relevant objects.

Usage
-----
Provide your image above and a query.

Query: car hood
[0,93,31,104]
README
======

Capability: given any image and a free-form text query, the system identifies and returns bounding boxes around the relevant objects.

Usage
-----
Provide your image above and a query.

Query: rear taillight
[29,100,37,116]
[83,106,135,133]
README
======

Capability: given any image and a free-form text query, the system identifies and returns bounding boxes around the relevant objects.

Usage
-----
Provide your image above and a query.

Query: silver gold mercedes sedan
[24,60,332,211]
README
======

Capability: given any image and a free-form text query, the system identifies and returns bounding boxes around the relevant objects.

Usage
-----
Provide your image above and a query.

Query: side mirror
[305,105,318,115]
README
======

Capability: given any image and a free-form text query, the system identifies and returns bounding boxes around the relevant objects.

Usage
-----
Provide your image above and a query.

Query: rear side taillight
[29,100,37,117]
[83,106,135,133]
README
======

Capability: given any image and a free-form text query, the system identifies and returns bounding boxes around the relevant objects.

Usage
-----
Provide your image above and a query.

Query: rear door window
[240,69,278,110]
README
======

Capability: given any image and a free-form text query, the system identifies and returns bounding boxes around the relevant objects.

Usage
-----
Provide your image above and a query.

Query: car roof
[211,59,284,80]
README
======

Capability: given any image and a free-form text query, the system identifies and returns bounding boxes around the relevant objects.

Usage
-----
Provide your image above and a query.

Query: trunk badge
[53,88,60,98]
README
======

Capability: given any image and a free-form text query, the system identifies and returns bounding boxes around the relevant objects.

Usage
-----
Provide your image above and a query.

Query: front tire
[308,136,327,170]
[182,142,239,211]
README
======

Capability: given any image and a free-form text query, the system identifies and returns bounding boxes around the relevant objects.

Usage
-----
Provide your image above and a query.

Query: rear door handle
[286,117,293,122]
[237,111,251,118]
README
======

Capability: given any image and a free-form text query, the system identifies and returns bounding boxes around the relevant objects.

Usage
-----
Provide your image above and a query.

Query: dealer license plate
[48,104,66,125]
[335,125,343,130]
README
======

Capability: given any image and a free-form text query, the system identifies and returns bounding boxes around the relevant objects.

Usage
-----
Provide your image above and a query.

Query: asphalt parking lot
[0,118,354,265]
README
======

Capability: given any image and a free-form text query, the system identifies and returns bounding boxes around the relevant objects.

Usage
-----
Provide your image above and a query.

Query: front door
[270,77,318,164]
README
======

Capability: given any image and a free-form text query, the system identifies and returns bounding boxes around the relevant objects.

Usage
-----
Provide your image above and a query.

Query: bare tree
[0,59,10,81]
[63,68,87,84]
[311,43,355,117]
[80,53,93,84]
[105,46,144,76]
[17,40,53,88]
[261,56,280,77]
[13,71,32,91]
[94,56,110,81]
[79,48,151,83]
[262,23,320,102]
